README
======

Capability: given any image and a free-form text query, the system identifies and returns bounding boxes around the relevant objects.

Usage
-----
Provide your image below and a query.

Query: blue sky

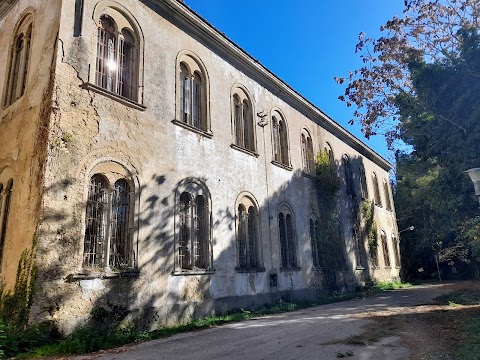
[184,0,406,162]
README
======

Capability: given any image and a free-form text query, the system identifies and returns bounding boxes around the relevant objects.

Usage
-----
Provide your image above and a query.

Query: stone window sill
[172,119,213,138]
[235,267,265,273]
[271,160,293,171]
[84,83,146,111]
[356,266,365,271]
[67,269,140,281]
[230,144,259,157]
[172,269,215,276]
[280,266,301,272]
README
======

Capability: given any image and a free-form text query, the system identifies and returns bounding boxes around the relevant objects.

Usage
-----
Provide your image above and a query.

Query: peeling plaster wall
[28,0,400,333]
[0,0,61,289]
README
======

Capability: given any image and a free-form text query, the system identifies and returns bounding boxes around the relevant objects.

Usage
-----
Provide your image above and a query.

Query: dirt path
[65,282,475,360]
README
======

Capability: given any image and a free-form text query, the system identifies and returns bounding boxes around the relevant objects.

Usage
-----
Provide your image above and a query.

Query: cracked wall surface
[2,0,400,333]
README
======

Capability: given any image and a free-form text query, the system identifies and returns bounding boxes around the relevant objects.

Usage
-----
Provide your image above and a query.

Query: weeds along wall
[2,0,400,334]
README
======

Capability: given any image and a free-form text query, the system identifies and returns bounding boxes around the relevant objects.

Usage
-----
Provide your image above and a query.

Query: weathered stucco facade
[1,0,401,333]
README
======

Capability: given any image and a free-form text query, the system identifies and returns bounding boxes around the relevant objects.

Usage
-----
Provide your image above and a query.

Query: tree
[336,0,480,146]
[394,29,480,278]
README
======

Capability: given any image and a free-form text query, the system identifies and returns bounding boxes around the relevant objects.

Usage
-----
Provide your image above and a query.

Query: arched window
[83,172,134,270]
[381,231,391,267]
[372,172,382,207]
[0,180,13,267]
[95,11,140,101]
[272,112,289,166]
[177,52,209,132]
[301,130,314,175]
[3,14,33,107]
[359,163,368,199]
[232,87,255,152]
[384,179,393,211]
[278,204,297,269]
[310,214,321,268]
[176,179,212,272]
[325,143,335,173]
[392,234,400,268]
[236,195,261,270]
[342,155,355,196]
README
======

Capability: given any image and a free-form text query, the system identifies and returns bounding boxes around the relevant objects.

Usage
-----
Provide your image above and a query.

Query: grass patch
[374,280,412,291]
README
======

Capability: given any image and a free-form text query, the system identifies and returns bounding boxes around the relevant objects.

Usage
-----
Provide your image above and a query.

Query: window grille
[279,210,297,268]
[83,174,133,270]
[84,175,108,267]
[95,15,137,101]
[0,181,13,267]
[392,235,400,267]
[384,180,392,211]
[3,16,32,107]
[178,192,209,270]
[381,231,391,267]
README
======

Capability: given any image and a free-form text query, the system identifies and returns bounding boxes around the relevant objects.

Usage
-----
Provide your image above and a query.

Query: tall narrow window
[301,130,314,175]
[176,179,212,272]
[272,112,290,166]
[384,179,393,211]
[236,196,260,270]
[176,53,209,132]
[3,14,33,107]
[0,181,13,266]
[372,172,382,207]
[325,143,335,173]
[359,163,368,199]
[278,205,297,269]
[83,174,134,270]
[310,215,321,268]
[95,13,138,101]
[392,235,400,267]
[381,231,391,267]
[232,88,255,152]
[342,155,355,196]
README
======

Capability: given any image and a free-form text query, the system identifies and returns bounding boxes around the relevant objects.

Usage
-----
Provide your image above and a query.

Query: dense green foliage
[395,29,480,279]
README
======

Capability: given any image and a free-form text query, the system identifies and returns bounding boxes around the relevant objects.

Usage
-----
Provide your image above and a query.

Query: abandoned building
[0,0,401,333]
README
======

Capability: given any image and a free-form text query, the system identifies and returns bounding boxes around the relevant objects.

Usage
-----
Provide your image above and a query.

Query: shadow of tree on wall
[30,152,385,335]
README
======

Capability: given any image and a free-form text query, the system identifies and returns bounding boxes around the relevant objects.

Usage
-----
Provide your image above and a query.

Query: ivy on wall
[0,236,38,329]
[361,200,378,267]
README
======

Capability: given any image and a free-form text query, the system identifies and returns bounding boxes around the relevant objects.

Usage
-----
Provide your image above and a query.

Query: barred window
[3,14,33,107]
[381,231,391,267]
[232,88,255,152]
[372,172,382,207]
[279,205,297,269]
[176,179,211,272]
[95,14,138,101]
[310,215,321,268]
[301,130,314,175]
[359,163,368,199]
[272,113,289,166]
[237,196,260,270]
[0,180,13,267]
[384,179,393,211]
[83,174,134,270]
[177,53,209,132]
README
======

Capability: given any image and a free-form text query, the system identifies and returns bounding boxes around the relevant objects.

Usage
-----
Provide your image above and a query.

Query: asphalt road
[72,283,453,360]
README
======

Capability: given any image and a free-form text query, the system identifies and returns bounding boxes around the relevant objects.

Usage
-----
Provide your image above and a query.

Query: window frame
[278,203,299,270]
[359,163,368,199]
[235,193,263,272]
[372,172,382,207]
[89,2,145,107]
[2,12,33,108]
[0,179,13,268]
[310,213,321,269]
[392,234,401,268]
[271,109,291,170]
[174,50,211,137]
[342,154,355,197]
[231,85,257,155]
[174,178,213,275]
[380,230,391,268]
[383,179,393,211]
[301,128,315,175]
